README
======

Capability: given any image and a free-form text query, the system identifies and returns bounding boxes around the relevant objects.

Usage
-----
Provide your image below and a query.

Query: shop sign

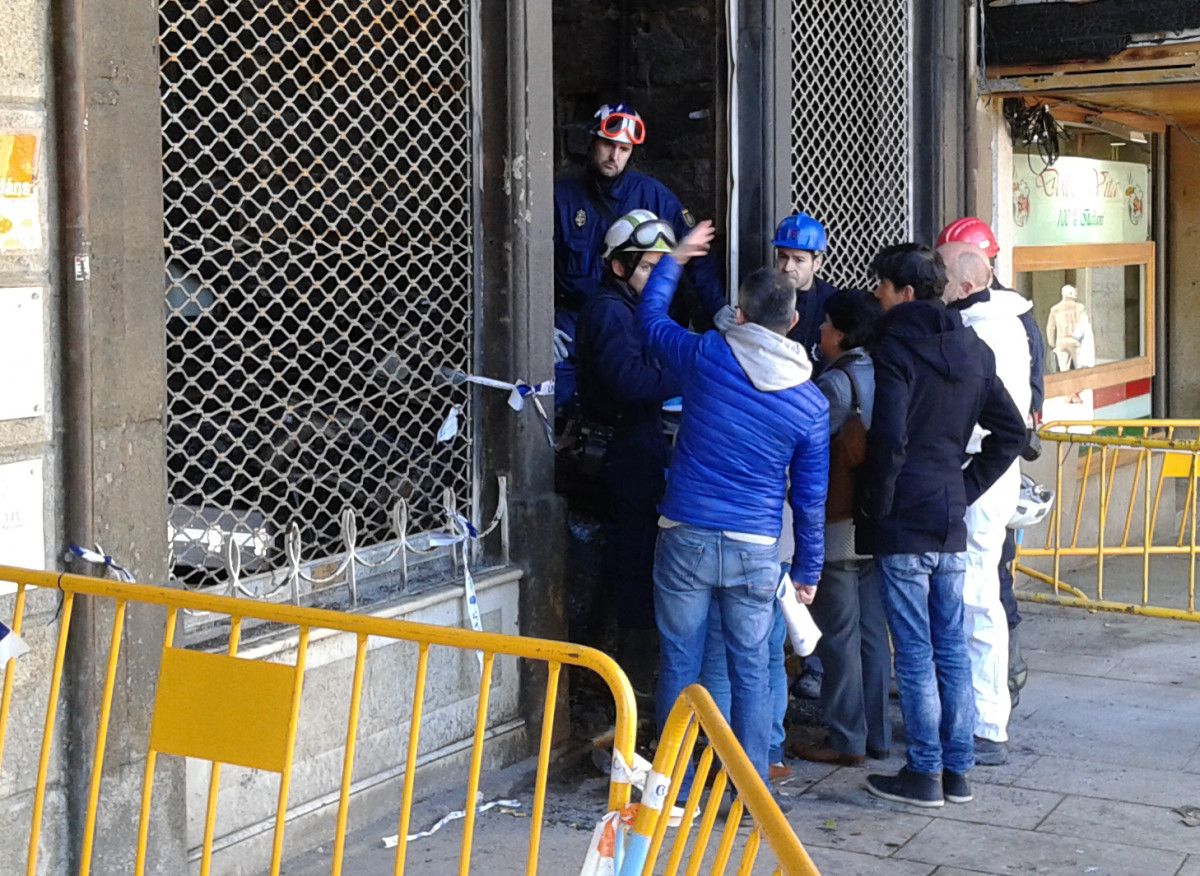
[0,133,40,252]
[1013,156,1148,247]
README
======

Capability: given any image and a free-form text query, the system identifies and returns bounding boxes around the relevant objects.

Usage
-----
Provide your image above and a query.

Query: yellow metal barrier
[0,565,636,875]
[620,684,819,876]
[1015,420,1200,622]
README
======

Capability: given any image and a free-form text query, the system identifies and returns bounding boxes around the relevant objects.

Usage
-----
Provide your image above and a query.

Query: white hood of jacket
[958,287,1032,328]
[724,322,813,392]
[957,287,1034,450]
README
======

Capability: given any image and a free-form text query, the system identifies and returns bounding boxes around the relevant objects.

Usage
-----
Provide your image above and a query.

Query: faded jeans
[875,551,975,775]
[654,524,778,785]
[700,600,788,763]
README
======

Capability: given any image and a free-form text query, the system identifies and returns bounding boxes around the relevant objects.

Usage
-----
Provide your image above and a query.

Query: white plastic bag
[776,573,822,656]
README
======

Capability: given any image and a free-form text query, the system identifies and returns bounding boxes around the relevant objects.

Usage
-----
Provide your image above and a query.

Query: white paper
[776,573,822,657]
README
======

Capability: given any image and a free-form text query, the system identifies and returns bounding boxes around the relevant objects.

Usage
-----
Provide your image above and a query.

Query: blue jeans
[654,525,778,784]
[875,552,975,775]
[701,598,788,764]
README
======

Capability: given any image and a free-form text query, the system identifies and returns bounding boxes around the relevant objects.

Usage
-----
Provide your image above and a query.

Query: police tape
[429,512,486,669]
[67,544,135,583]
[438,368,556,448]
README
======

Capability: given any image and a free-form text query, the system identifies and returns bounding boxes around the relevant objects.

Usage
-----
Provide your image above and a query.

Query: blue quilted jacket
[638,258,830,585]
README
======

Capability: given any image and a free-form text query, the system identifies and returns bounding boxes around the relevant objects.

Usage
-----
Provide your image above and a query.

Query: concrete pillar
[477,0,568,734]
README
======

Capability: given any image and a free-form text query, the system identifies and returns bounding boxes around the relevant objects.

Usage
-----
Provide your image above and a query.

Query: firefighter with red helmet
[937,217,1046,735]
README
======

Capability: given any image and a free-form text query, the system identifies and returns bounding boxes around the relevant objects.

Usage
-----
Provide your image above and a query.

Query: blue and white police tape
[438,369,556,448]
[67,544,135,583]
[428,513,485,669]
[0,620,30,664]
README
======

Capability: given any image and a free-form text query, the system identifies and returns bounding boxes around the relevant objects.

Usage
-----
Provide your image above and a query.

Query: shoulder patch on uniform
[682,208,696,228]
[574,209,587,228]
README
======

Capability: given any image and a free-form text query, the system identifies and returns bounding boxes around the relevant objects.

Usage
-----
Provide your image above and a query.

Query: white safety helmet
[1009,474,1054,529]
[601,209,676,261]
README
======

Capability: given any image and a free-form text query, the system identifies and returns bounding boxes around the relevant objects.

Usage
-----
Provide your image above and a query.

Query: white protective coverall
[957,288,1032,743]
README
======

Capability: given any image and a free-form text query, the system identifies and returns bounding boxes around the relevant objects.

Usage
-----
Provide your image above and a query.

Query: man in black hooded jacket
[857,243,1025,809]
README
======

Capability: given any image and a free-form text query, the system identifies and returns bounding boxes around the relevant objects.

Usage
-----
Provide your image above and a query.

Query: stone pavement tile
[804,765,1063,831]
[1102,650,1200,690]
[1015,755,1200,810]
[962,745,1038,787]
[783,794,931,857]
[893,819,1186,875]
[1186,748,1200,775]
[1177,854,1200,875]
[1012,673,1200,770]
[1024,648,1122,679]
[1019,602,1198,657]
[1037,795,1200,856]
[929,868,1002,875]
[805,846,935,876]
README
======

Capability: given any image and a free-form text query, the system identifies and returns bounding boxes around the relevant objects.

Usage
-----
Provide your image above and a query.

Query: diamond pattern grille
[160,0,475,586]
[790,1,913,287]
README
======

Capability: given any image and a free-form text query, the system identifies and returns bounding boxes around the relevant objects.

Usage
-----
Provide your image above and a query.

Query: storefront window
[1012,133,1155,418]
[1015,262,1146,372]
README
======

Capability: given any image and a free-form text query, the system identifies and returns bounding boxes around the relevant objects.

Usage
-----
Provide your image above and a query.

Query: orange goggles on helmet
[597,112,646,145]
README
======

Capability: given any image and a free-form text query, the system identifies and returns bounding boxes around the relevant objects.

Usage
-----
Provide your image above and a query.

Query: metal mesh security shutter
[160,0,475,586]
[790,1,912,287]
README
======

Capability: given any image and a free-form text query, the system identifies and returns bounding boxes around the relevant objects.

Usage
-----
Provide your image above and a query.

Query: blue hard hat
[772,213,828,253]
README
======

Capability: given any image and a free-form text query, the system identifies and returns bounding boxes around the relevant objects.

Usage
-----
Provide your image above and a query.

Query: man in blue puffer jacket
[639,220,830,792]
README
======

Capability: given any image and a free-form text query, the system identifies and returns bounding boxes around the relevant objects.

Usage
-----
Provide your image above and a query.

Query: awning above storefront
[986,42,1200,133]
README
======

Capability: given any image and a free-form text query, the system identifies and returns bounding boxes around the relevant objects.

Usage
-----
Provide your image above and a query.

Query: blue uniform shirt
[554,169,725,410]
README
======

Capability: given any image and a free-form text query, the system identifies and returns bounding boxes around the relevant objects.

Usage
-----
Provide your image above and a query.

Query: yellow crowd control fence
[1015,420,1200,622]
[0,564,635,875]
[619,684,819,876]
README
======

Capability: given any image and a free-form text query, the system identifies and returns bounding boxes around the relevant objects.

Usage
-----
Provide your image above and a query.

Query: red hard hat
[937,217,1000,259]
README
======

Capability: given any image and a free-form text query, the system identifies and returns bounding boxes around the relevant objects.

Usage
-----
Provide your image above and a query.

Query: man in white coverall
[938,242,1031,766]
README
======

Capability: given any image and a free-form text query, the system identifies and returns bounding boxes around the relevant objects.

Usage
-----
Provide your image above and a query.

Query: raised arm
[637,221,716,372]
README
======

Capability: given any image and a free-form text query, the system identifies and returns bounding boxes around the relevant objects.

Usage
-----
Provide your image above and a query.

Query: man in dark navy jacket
[858,244,1025,809]
[553,103,730,410]
[575,210,682,692]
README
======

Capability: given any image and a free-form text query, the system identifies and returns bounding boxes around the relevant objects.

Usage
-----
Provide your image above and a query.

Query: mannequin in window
[1046,284,1094,372]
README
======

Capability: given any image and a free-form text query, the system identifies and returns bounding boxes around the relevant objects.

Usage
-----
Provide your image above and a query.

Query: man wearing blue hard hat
[553,103,730,411]
[773,212,839,371]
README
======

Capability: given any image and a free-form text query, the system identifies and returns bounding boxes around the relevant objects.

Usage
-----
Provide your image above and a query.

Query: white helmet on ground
[1009,474,1054,529]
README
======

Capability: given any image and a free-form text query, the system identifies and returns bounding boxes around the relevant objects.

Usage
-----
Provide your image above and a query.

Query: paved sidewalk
[290,601,1200,875]
[776,600,1200,875]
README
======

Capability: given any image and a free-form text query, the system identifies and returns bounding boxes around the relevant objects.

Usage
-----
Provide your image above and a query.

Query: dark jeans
[809,560,892,757]
[876,552,975,775]
[602,427,668,630]
[998,528,1021,630]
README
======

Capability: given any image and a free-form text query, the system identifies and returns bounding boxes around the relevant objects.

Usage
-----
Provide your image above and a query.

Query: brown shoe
[790,743,864,767]
[768,761,792,781]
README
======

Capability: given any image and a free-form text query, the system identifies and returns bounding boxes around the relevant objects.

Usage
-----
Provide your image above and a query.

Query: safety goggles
[597,111,646,145]
[629,219,676,250]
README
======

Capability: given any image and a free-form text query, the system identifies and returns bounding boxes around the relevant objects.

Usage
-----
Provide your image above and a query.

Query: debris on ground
[1174,805,1200,827]
[381,794,523,846]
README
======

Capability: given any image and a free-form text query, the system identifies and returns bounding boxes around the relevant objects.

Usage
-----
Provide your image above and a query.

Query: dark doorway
[552,0,728,282]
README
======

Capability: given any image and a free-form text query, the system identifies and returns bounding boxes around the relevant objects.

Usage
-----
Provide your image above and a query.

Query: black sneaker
[973,736,1008,766]
[865,767,944,808]
[943,770,973,803]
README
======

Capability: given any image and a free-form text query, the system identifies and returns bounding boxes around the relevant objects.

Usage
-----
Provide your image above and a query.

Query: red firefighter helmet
[937,217,1000,259]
